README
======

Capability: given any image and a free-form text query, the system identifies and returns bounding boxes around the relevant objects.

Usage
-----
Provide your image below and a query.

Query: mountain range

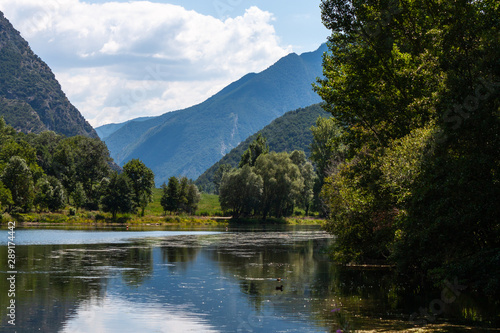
[0,11,97,138]
[98,44,327,185]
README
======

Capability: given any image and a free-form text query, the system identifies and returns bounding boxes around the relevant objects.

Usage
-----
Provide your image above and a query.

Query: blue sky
[0,0,329,126]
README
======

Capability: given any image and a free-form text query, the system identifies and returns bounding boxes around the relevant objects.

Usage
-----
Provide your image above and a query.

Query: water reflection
[0,227,499,332]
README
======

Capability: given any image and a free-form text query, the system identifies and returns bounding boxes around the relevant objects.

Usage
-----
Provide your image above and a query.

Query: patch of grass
[195,193,222,216]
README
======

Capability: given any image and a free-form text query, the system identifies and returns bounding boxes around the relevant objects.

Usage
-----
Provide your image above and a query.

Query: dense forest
[315,0,499,298]
[0,118,157,219]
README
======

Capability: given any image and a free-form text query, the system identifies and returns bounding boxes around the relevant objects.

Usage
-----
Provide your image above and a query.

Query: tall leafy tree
[1,156,34,212]
[290,150,317,216]
[213,163,232,195]
[254,152,303,219]
[185,183,201,215]
[239,134,269,168]
[69,136,112,209]
[0,181,13,211]
[317,0,500,296]
[219,165,263,218]
[34,176,52,212]
[71,182,87,212]
[161,176,180,214]
[100,172,134,219]
[123,159,155,216]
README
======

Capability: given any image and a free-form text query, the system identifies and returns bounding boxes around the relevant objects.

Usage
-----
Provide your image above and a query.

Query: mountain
[99,44,328,185]
[195,103,329,192]
[95,116,153,139]
[0,11,97,138]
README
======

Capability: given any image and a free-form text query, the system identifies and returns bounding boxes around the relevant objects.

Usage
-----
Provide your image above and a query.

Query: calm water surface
[0,226,498,332]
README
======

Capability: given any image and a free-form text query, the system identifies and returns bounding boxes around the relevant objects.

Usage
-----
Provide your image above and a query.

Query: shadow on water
[0,226,498,332]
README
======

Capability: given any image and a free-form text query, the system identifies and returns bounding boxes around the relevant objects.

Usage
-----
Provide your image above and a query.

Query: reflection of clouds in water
[60,295,218,333]
[0,229,219,245]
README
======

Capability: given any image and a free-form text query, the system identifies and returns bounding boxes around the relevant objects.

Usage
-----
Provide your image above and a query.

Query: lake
[0,225,498,332]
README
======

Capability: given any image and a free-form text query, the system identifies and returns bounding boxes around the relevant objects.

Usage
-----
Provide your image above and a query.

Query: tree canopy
[315,0,499,297]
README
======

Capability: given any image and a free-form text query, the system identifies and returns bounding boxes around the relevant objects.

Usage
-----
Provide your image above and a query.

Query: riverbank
[0,191,325,227]
[0,210,325,227]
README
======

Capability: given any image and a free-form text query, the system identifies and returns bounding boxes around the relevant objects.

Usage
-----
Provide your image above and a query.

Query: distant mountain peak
[0,10,97,138]
[98,42,327,185]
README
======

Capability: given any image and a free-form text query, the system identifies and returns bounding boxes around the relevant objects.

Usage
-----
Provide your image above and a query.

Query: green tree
[317,0,500,296]
[61,136,112,209]
[0,181,13,211]
[219,165,263,217]
[185,183,201,215]
[122,159,155,216]
[213,163,232,195]
[310,117,344,182]
[162,176,180,214]
[47,176,65,211]
[178,177,190,213]
[71,182,87,212]
[100,172,134,219]
[239,134,269,168]
[290,150,317,216]
[254,152,303,219]
[1,156,34,212]
[34,176,52,212]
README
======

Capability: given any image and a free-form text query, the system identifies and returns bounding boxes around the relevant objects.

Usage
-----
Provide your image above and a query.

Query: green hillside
[0,11,97,138]
[195,103,329,192]
[99,44,327,185]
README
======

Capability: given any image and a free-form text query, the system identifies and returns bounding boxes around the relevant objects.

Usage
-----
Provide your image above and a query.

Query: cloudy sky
[0,0,329,127]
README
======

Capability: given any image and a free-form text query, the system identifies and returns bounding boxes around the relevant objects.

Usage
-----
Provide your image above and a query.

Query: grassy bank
[1,189,324,226]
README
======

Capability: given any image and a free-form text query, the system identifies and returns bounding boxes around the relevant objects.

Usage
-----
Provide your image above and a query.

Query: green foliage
[254,152,304,219]
[71,182,86,211]
[310,116,345,182]
[0,180,12,210]
[161,177,180,214]
[239,134,269,168]
[290,150,317,216]
[49,136,112,209]
[212,163,231,195]
[1,156,34,212]
[219,149,316,219]
[100,172,134,219]
[122,159,155,216]
[219,165,263,217]
[33,175,66,212]
[317,0,500,297]
[0,119,113,214]
[34,176,52,212]
[161,176,201,215]
[197,104,329,192]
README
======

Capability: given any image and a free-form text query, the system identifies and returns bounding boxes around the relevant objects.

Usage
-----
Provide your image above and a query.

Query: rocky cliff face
[0,11,97,138]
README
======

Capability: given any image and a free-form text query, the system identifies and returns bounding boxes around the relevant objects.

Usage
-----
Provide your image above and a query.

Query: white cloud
[0,0,291,126]
[61,295,218,333]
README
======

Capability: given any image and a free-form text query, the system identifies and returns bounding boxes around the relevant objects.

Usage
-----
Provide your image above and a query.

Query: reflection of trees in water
[159,246,201,273]
[0,242,155,331]
[204,237,335,315]
[0,244,105,332]
[158,235,202,273]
